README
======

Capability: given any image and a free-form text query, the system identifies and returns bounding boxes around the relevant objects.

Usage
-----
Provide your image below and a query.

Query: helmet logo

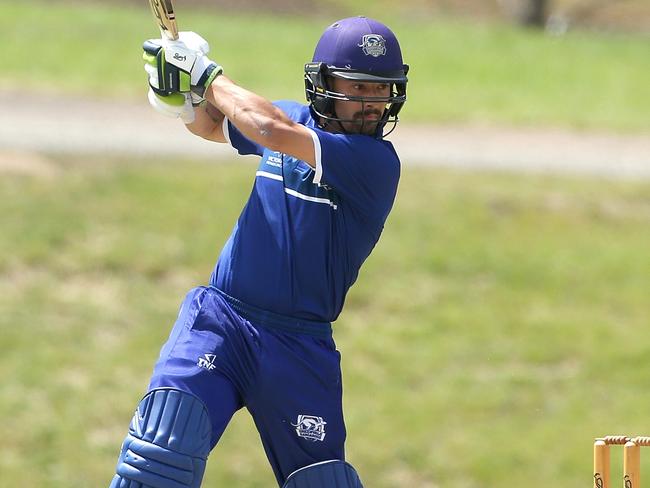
[358,34,386,57]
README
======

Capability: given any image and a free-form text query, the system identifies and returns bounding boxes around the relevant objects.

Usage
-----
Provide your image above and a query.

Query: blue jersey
[210,101,400,322]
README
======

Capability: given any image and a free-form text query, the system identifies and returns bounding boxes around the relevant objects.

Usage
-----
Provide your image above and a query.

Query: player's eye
[376,84,390,94]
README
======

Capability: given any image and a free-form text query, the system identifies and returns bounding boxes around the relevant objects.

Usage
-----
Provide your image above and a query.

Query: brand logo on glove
[173,53,187,62]
[292,415,327,442]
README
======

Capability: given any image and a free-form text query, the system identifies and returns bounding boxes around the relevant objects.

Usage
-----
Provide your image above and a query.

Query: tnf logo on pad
[292,415,327,442]
[197,354,217,371]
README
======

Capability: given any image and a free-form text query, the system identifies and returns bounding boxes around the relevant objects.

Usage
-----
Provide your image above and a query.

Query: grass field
[1,156,649,487]
[2,1,649,130]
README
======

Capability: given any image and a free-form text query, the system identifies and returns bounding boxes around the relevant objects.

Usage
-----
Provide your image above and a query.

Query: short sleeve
[224,118,265,157]
[308,128,401,222]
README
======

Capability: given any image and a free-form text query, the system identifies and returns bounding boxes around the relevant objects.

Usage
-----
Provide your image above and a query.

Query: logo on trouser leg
[292,415,327,442]
[197,354,217,371]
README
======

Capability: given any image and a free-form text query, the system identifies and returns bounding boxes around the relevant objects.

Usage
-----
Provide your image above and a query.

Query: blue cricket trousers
[148,286,346,485]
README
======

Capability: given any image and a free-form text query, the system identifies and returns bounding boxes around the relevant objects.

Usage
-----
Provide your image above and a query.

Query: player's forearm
[206,75,296,151]
[185,103,226,142]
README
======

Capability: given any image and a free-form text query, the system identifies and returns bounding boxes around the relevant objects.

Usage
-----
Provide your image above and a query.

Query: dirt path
[2,90,649,180]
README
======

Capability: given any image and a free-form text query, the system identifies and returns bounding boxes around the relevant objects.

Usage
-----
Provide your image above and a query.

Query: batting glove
[143,31,222,105]
[147,88,195,124]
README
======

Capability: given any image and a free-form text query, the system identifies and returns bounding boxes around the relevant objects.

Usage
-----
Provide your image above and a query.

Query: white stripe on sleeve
[256,170,283,182]
[305,127,323,184]
[285,188,337,209]
[222,116,231,144]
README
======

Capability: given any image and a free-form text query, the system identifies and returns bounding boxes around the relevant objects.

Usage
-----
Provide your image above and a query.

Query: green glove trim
[158,48,169,92]
[180,71,191,92]
[191,63,223,99]
[204,65,223,90]
[143,52,157,67]
[154,92,186,107]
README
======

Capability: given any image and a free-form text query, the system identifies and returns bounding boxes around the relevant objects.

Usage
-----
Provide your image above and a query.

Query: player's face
[330,78,390,135]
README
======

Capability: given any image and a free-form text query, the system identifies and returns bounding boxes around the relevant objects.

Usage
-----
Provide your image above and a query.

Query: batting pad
[283,460,364,488]
[109,388,211,488]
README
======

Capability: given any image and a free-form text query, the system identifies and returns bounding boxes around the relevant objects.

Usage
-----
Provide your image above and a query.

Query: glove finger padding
[144,63,160,90]
[143,39,192,96]
[147,88,195,124]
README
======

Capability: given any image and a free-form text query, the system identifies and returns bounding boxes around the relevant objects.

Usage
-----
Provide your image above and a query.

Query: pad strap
[283,460,364,488]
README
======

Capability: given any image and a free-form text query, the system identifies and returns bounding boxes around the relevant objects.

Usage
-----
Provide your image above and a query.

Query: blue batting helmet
[305,16,409,136]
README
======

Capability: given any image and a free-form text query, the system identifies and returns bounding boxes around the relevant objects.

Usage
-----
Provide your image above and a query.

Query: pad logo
[292,415,327,442]
[197,353,217,371]
[358,34,387,57]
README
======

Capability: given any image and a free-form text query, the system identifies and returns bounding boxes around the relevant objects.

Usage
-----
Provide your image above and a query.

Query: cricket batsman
[109,15,408,488]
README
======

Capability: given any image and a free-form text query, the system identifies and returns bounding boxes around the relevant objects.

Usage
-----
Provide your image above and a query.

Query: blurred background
[1,0,649,487]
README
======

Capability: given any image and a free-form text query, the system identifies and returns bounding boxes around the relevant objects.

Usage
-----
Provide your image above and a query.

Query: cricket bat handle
[148,0,179,41]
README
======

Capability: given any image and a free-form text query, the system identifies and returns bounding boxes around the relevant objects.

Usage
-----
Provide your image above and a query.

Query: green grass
[1,1,649,130]
[1,156,649,487]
